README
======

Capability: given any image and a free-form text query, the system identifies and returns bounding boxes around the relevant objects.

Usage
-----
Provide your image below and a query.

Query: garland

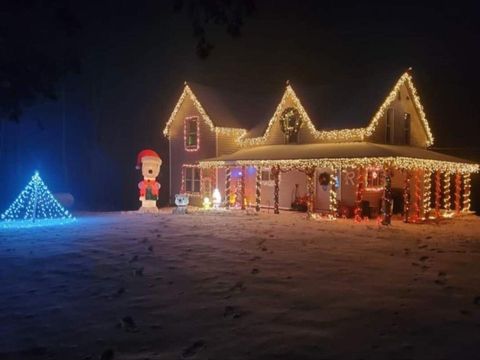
[225,167,231,209]
[455,172,462,214]
[354,168,364,222]
[422,171,431,220]
[271,166,280,214]
[443,171,451,214]
[435,170,441,218]
[329,169,338,219]
[403,171,411,223]
[463,173,471,212]
[381,170,393,225]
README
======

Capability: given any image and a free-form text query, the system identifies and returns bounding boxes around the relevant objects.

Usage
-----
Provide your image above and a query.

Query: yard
[1,210,480,359]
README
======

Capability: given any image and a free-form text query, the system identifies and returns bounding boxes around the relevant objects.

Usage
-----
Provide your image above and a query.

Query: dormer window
[184,116,199,151]
[280,107,302,144]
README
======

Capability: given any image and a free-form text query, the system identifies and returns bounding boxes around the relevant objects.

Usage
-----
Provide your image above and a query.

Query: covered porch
[199,142,479,224]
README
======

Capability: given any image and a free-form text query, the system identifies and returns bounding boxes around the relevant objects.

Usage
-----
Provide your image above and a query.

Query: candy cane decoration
[462,173,471,213]
[255,167,261,212]
[422,170,431,220]
[225,167,231,209]
[443,171,451,214]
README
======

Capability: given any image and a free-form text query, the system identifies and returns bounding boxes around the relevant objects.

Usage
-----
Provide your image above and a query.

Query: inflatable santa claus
[136,149,162,212]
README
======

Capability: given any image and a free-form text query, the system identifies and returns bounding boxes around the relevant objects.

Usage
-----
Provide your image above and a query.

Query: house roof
[163,69,434,145]
[199,142,479,173]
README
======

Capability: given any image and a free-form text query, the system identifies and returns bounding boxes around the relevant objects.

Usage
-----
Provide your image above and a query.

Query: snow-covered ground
[1,210,480,360]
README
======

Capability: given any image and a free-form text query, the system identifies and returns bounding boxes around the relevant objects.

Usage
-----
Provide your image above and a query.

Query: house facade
[162,71,478,223]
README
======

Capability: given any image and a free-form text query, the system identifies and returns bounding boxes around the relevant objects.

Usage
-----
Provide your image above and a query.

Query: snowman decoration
[136,149,162,213]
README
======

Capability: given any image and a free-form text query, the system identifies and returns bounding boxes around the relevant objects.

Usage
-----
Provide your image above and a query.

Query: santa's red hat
[136,149,161,169]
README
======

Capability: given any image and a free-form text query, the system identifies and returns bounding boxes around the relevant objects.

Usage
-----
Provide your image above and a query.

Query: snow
[1,210,480,359]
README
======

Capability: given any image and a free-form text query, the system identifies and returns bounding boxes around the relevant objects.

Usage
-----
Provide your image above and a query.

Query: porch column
[305,166,316,219]
[271,165,280,214]
[422,170,432,220]
[255,167,261,212]
[403,170,411,223]
[354,167,364,222]
[434,170,442,218]
[443,171,451,215]
[454,172,462,215]
[381,169,393,225]
[462,173,471,212]
[225,167,231,209]
[412,170,421,223]
[241,166,246,210]
[329,168,338,219]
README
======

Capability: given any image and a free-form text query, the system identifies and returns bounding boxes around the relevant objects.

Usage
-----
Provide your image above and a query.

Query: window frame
[365,167,385,191]
[259,168,279,186]
[184,116,200,151]
[183,165,202,195]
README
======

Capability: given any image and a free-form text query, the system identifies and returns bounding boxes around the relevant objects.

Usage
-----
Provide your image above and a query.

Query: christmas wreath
[280,107,302,136]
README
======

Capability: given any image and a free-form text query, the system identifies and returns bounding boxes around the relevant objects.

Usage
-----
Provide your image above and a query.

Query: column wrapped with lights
[305,166,316,219]
[454,172,462,215]
[329,169,338,219]
[381,169,393,225]
[443,171,451,214]
[403,171,411,223]
[255,167,261,212]
[271,165,280,214]
[412,171,421,223]
[435,170,441,218]
[422,170,431,220]
[354,167,364,223]
[462,173,471,212]
[241,166,246,210]
[225,167,231,209]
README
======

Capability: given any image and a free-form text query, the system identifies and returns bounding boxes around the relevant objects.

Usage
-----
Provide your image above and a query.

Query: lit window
[184,166,201,193]
[404,113,411,145]
[365,168,385,190]
[184,116,199,151]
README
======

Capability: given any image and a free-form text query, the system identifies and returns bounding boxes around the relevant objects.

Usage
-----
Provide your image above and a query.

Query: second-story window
[404,113,411,145]
[184,116,199,151]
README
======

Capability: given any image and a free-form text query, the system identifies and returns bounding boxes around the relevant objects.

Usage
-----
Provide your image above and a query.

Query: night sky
[1,0,479,211]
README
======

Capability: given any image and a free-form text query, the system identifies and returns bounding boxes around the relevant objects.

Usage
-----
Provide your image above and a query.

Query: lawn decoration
[136,149,162,213]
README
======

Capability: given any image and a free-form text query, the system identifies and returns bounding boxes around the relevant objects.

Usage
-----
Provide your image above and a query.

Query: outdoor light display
[212,188,222,209]
[0,171,74,228]
[422,171,431,220]
[136,149,162,212]
[463,173,471,212]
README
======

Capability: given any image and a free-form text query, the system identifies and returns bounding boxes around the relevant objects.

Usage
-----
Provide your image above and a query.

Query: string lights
[381,170,393,225]
[443,171,451,215]
[403,171,411,223]
[164,71,433,148]
[1,171,75,228]
[329,169,338,219]
[225,167,231,209]
[271,166,280,214]
[199,157,478,174]
[422,170,431,220]
[462,173,471,212]
[255,167,261,212]
[435,170,441,218]
[184,116,200,151]
[305,166,316,219]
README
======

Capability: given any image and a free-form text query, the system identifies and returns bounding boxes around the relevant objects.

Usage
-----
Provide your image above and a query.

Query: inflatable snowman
[136,149,162,212]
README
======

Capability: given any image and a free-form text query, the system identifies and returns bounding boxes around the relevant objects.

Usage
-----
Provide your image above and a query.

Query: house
[162,70,478,223]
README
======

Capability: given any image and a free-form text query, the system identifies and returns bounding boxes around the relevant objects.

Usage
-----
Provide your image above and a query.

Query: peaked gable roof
[240,70,434,146]
[163,70,434,147]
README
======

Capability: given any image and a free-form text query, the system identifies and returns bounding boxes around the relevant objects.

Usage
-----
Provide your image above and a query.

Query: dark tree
[0,0,80,121]
[173,0,255,58]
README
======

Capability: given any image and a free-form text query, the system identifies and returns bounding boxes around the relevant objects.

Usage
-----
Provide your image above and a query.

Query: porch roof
[199,142,479,173]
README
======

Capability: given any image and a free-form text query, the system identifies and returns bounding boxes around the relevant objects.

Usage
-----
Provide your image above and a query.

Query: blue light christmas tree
[1,171,75,228]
